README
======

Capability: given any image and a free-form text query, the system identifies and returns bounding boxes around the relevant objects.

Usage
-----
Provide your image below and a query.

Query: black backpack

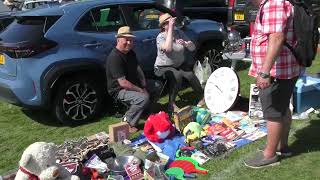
[260,0,319,67]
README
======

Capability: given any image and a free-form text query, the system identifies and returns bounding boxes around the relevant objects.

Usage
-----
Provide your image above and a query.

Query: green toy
[165,167,186,180]
[176,157,207,171]
[183,122,206,143]
[193,107,211,125]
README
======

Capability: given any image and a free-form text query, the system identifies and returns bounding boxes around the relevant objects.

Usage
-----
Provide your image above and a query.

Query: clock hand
[215,85,223,93]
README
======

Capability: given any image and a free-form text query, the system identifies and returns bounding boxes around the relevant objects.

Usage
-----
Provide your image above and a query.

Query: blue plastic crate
[293,76,320,113]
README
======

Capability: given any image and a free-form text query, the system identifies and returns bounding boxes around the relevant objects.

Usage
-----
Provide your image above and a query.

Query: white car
[21,0,58,11]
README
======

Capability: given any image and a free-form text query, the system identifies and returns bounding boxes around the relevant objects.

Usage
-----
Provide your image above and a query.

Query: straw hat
[159,13,175,27]
[115,26,136,38]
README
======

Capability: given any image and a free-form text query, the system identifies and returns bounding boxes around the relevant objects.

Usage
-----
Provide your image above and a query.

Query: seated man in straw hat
[106,26,162,133]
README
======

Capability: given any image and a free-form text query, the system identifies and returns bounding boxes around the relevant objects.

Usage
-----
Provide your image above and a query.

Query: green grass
[1,56,320,179]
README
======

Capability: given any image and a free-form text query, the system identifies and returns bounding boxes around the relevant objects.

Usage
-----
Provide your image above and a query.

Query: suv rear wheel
[53,77,104,124]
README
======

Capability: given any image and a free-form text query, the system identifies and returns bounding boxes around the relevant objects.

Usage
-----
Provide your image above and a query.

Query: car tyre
[53,77,104,125]
[197,43,229,71]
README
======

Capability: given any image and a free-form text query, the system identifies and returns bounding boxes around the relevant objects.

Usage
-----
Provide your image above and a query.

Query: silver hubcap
[62,83,97,121]
[203,48,222,70]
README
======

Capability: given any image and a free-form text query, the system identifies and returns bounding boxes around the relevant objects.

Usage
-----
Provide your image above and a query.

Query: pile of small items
[55,132,117,179]
[53,106,267,180]
[131,105,268,180]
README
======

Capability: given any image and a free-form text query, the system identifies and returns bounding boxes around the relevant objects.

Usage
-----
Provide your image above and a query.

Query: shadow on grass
[21,108,65,127]
[233,61,252,71]
[21,108,103,127]
[20,90,249,127]
[290,114,320,157]
[230,96,249,112]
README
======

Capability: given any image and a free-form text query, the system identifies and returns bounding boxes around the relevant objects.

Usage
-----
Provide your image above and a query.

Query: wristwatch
[258,72,270,79]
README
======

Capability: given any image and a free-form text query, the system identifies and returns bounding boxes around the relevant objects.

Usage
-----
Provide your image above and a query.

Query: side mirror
[176,16,190,28]
[181,16,190,26]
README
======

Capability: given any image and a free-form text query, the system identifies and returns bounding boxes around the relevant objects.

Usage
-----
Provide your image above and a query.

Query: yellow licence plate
[234,12,245,21]
[145,14,159,20]
[0,54,5,65]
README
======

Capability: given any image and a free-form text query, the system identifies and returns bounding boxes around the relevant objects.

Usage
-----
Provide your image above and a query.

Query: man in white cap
[106,26,162,133]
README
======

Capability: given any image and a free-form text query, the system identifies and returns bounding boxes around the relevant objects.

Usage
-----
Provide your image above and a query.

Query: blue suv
[0,0,227,124]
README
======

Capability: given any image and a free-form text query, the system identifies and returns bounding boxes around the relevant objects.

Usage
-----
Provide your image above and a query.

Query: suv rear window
[235,0,247,5]
[0,16,60,43]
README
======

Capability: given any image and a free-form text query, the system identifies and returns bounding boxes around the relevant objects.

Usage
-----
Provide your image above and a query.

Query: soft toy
[183,122,206,143]
[144,111,175,143]
[15,142,80,180]
[193,107,211,126]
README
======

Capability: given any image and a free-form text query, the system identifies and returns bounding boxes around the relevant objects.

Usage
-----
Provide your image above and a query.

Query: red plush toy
[144,111,175,143]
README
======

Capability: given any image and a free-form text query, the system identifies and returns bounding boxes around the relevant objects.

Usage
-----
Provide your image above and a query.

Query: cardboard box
[173,105,193,132]
[293,76,320,113]
[109,122,129,143]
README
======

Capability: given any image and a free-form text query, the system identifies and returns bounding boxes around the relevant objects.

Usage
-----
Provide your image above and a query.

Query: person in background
[244,0,304,168]
[154,13,205,114]
[106,26,162,133]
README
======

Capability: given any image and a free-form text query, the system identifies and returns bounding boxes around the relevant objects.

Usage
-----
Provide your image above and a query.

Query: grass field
[0,56,320,179]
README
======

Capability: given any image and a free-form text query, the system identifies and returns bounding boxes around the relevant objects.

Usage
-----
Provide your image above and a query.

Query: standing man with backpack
[244,0,310,168]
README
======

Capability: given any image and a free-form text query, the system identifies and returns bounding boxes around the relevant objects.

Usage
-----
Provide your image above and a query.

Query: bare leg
[279,109,292,149]
[264,120,283,158]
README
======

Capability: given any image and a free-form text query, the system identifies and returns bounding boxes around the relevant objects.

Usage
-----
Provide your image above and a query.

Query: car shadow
[20,90,249,127]
[21,108,65,127]
[288,114,320,157]
[21,108,102,127]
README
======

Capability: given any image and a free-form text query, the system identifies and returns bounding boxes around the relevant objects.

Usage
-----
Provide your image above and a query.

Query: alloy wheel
[202,48,223,70]
[62,83,97,121]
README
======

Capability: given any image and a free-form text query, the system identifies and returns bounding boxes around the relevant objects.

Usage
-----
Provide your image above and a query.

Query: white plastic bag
[193,60,204,84]
[202,57,212,84]
[193,58,212,86]
[84,154,109,173]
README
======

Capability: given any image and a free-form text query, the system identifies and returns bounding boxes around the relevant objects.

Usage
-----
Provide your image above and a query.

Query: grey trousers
[116,79,162,127]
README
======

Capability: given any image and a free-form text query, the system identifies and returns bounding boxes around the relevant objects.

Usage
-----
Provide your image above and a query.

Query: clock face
[204,67,239,113]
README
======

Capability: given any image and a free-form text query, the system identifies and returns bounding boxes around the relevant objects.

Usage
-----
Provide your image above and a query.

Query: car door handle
[142,38,155,43]
[83,42,102,48]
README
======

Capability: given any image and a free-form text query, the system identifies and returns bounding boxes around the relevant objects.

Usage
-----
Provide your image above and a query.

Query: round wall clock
[204,67,240,113]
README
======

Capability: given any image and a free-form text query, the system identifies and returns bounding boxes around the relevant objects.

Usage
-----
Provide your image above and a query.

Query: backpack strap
[259,0,269,23]
[258,0,298,56]
[284,42,296,57]
[259,0,305,23]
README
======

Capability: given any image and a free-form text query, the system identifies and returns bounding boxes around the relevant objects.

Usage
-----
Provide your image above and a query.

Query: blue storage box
[293,76,320,113]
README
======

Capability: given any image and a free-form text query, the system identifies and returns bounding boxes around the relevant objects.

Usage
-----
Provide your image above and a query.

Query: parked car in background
[0,0,227,124]
[157,0,251,37]
[157,0,228,23]
[21,0,58,11]
[227,0,252,37]
[0,0,59,32]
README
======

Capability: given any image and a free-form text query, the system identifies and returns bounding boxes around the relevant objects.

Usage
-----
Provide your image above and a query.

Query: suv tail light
[229,0,235,7]
[0,39,57,58]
